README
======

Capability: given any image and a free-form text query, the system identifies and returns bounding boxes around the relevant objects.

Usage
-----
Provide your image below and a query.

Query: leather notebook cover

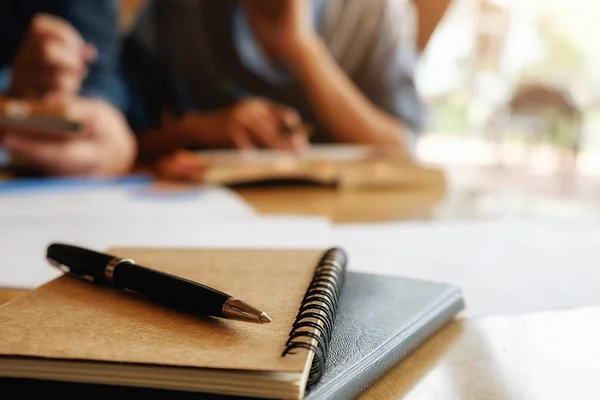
[306,272,464,399]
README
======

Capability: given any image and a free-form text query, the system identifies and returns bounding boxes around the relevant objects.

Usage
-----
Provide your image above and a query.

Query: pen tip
[259,313,272,324]
[222,298,272,324]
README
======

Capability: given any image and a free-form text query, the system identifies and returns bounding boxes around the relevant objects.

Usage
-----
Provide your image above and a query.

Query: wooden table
[235,184,447,223]
[361,306,600,400]
[2,165,600,399]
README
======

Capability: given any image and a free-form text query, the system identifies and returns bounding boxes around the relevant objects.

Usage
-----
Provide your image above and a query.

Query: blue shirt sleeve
[349,0,424,136]
[232,0,326,89]
[63,0,128,111]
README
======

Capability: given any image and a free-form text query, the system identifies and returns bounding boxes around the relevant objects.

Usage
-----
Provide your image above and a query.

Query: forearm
[413,0,452,52]
[136,124,195,164]
[136,110,229,162]
[287,39,407,147]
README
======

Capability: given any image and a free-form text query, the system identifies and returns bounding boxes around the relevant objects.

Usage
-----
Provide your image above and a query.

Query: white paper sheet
[0,215,333,289]
[333,217,600,317]
[0,180,256,219]
[0,178,335,288]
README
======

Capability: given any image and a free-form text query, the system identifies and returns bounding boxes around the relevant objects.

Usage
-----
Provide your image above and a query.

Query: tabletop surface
[1,163,600,399]
[360,306,600,400]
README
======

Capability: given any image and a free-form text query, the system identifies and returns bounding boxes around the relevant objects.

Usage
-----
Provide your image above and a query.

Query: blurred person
[0,0,136,176]
[123,0,424,161]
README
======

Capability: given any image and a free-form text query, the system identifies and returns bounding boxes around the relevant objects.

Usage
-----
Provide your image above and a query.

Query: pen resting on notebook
[46,243,271,324]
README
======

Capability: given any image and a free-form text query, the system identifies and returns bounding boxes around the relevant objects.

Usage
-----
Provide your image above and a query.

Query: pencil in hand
[281,120,314,138]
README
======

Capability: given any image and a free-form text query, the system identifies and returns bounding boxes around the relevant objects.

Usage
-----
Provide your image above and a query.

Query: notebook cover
[306,272,464,399]
[0,248,324,399]
[0,271,463,399]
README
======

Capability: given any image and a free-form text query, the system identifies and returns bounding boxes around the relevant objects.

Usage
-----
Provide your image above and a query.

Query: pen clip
[47,257,95,283]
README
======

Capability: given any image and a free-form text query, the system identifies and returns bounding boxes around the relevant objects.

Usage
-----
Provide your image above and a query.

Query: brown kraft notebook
[0,248,346,400]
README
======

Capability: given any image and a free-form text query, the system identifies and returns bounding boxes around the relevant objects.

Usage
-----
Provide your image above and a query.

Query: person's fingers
[0,127,71,141]
[9,14,87,98]
[245,112,293,150]
[3,132,95,175]
[16,35,87,72]
[41,88,77,104]
[3,133,66,171]
[82,43,98,62]
[29,14,86,53]
[268,104,310,151]
[230,124,257,150]
[9,61,84,99]
[62,99,119,142]
[241,102,299,150]
[273,105,302,133]
[43,92,76,105]
[246,107,280,143]
[39,41,87,72]
[33,71,84,99]
[230,98,302,150]
[11,67,84,98]
[25,14,91,74]
[12,39,87,95]
[290,131,310,152]
[51,72,84,95]
[58,97,99,123]
[157,151,207,181]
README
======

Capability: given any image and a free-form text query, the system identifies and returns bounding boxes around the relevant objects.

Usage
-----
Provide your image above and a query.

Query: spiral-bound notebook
[0,248,463,399]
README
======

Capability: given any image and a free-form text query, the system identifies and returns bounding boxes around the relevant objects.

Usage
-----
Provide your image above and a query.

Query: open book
[156,145,446,189]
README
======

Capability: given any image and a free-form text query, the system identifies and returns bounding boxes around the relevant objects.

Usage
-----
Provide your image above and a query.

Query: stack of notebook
[0,247,464,399]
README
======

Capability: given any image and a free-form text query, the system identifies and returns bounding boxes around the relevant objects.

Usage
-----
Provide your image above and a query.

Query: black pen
[46,243,272,324]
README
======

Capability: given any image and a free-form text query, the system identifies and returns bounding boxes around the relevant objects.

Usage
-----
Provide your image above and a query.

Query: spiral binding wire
[282,248,347,388]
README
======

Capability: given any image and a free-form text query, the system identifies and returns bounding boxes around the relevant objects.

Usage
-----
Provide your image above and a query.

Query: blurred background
[415,0,600,178]
[120,0,600,182]
[5,0,599,191]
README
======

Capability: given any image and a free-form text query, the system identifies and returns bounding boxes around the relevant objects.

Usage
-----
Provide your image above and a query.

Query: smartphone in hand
[0,98,81,137]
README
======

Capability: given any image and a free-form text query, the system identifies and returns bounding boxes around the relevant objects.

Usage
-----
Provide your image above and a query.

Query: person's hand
[183,98,309,151]
[8,13,97,100]
[1,99,137,176]
[241,0,318,63]
[155,150,209,182]
[220,98,309,150]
